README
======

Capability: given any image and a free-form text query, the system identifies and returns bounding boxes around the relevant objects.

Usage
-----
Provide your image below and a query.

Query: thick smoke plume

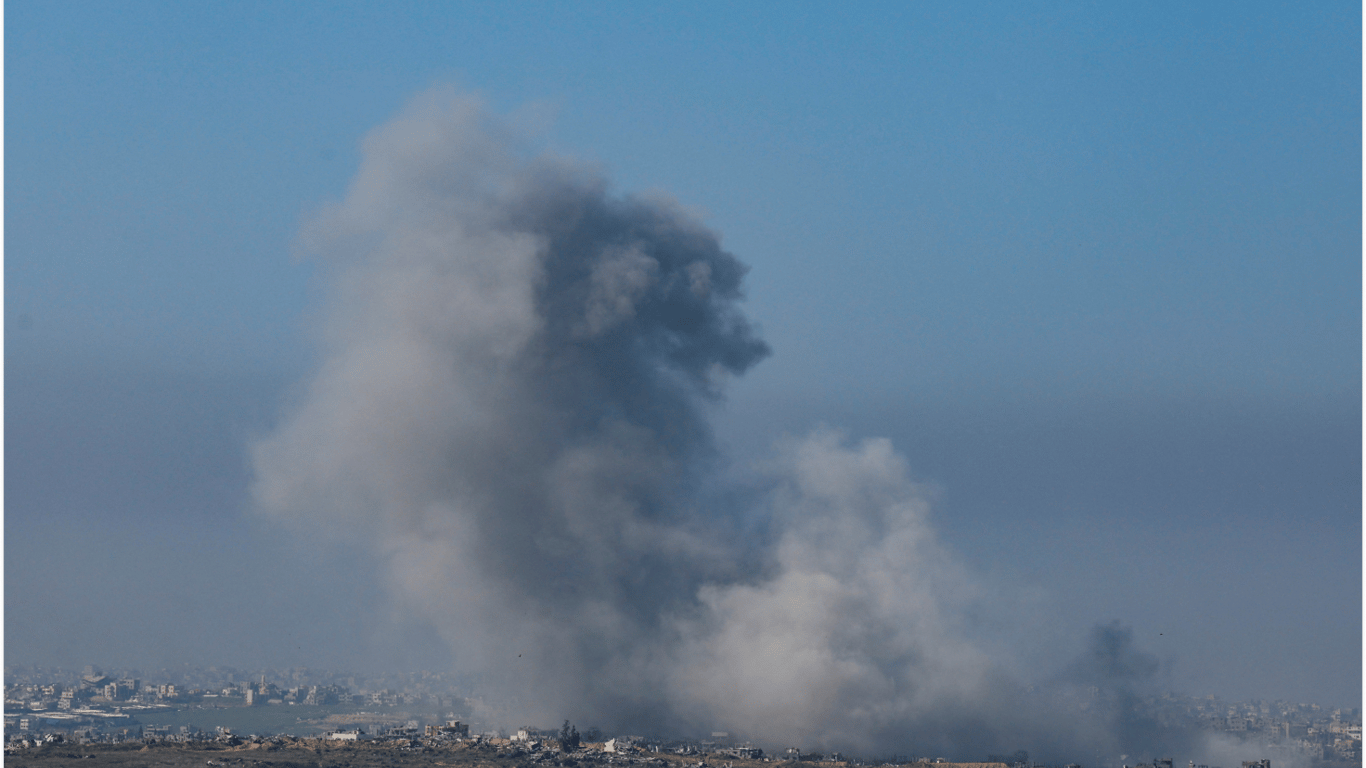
[251,88,1236,762]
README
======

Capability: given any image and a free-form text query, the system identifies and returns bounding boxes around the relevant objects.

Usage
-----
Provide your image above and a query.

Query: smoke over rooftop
[250,88,1259,763]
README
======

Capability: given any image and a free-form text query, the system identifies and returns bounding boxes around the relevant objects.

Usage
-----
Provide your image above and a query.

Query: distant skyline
[5,0,1360,725]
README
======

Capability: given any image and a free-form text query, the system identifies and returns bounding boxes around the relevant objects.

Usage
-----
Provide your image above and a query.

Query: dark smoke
[1074,622,1160,684]
[255,86,772,728]
[1062,622,1197,760]
[251,88,1243,762]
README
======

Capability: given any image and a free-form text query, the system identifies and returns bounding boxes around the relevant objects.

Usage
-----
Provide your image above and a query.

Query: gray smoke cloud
[250,88,1234,761]
[1061,622,1197,761]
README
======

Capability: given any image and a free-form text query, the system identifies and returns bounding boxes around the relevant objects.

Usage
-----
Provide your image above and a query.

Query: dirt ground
[8,740,511,768]
[3,740,784,768]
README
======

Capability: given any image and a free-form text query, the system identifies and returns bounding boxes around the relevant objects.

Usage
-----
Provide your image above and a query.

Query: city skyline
[5,660,1361,765]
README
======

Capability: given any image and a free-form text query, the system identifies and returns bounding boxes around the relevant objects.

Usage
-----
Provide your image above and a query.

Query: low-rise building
[426,720,470,738]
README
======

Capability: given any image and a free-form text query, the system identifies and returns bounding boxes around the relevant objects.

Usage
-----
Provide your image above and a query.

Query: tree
[558,720,581,751]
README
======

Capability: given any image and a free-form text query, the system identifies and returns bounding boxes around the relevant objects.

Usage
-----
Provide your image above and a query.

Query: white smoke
[250,87,1189,759]
[669,431,995,750]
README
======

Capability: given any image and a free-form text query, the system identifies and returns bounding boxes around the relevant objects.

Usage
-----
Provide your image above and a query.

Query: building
[426,721,470,738]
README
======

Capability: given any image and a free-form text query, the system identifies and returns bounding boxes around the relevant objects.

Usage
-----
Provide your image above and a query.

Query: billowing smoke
[250,88,1229,761]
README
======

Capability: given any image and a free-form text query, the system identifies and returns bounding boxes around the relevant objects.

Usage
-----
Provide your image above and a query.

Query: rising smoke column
[253,86,770,727]
[252,87,1079,756]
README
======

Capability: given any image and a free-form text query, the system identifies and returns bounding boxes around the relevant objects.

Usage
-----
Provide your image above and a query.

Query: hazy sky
[6,0,1360,720]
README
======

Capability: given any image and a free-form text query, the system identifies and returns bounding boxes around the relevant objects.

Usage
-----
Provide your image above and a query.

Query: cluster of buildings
[3,664,468,712]
[1138,693,1362,764]
[3,664,1360,768]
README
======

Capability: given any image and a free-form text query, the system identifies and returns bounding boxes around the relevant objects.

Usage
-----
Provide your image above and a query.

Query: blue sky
[6,1,1360,709]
